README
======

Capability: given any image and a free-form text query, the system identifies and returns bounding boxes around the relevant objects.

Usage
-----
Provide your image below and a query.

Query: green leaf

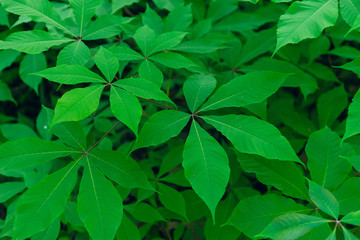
[138,60,163,87]
[157,182,188,221]
[52,85,105,126]
[308,179,339,219]
[89,150,153,190]
[164,4,192,32]
[333,178,360,214]
[113,78,174,105]
[258,213,329,239]
[199,71,290,112]
[78,156,123,240]
[69,0,101,37]
[110,46,144,61]
[112,0,139,13]
[317,86,348,128]
[110,86,142,134]
[274,0,338,54]
[134,25,156,56]
[153,0,184,11]
[0,182,25,203]
[337,57,360,78]
[0,138,76,170]
[0,49,20,72]
[227,194,310,238]
[57,41,92,66]
[340,0,360,26]
[346,15,360,36]
[19,53,47,94]
[237,153,308,200]
[148,31,187,56]
[52,121,87,151]
[31,217,60,240]
[1,123,38,140]
[0,81,15,103]
[343,89,360,142]
[36,105,54,141]
[171,39,225,53]
[133,110,190,150]
[306,127,352,190]
[342,227,359,240]
[182,120,230,221]
[124,202,165,223]
[0,30,72,54]
[203,115,301,164]
[237,28,276,65]
[13,161,79,239]
[342,210,360,226]
[0,0,76,37]
[183,74,216,113]
[142,4,163,35]
[149,52,197,70]
[82,15,122,40]
[95,46,119,82]
[116,214,141,240]
[34,65,105,85]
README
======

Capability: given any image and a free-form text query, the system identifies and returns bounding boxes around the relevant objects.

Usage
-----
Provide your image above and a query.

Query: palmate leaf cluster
[0,0,360,239]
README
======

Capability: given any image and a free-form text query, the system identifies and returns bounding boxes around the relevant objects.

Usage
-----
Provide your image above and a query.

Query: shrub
[0,0,360,239]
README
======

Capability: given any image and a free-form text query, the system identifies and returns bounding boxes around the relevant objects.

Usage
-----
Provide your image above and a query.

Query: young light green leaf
[226,194,310,238]
[0,30,73,54]
[199,71,290,112]
[0,138,76,170]
[342,210,360,226]
[182,120,230,222]
[78,156,123,240]
[157,182,188,221]
[52,85,105,126]
[345,15,360,36]
[19,53,47,94]
[138,59,163,87]
[148,31,187,56]
[183,74,216,113]
[0,81,15,103]
[34,65,105,85]
[69,0,101,37]
[257,213,329,239]
[95,46,119,82]
[110,46,144,61]
[149,51,197,70]
[343,89,360,142]
[274,0,338,54]
[52,121,87,151]
[89,150,153,190]
[132,110,190,150]
[13,161,79,239]
[57,41,92,66]
[306,127,352,190]
[0,182,25,203]
[308,179,339,219]
[113,78,174,106]
[237,153,308,200]
[134,25,156,56]
[110,86,142,135]
[203,115,301,164]
[0,0,76,37]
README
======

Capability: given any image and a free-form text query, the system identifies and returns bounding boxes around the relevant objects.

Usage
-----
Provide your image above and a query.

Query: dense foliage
[0,0,360,239]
